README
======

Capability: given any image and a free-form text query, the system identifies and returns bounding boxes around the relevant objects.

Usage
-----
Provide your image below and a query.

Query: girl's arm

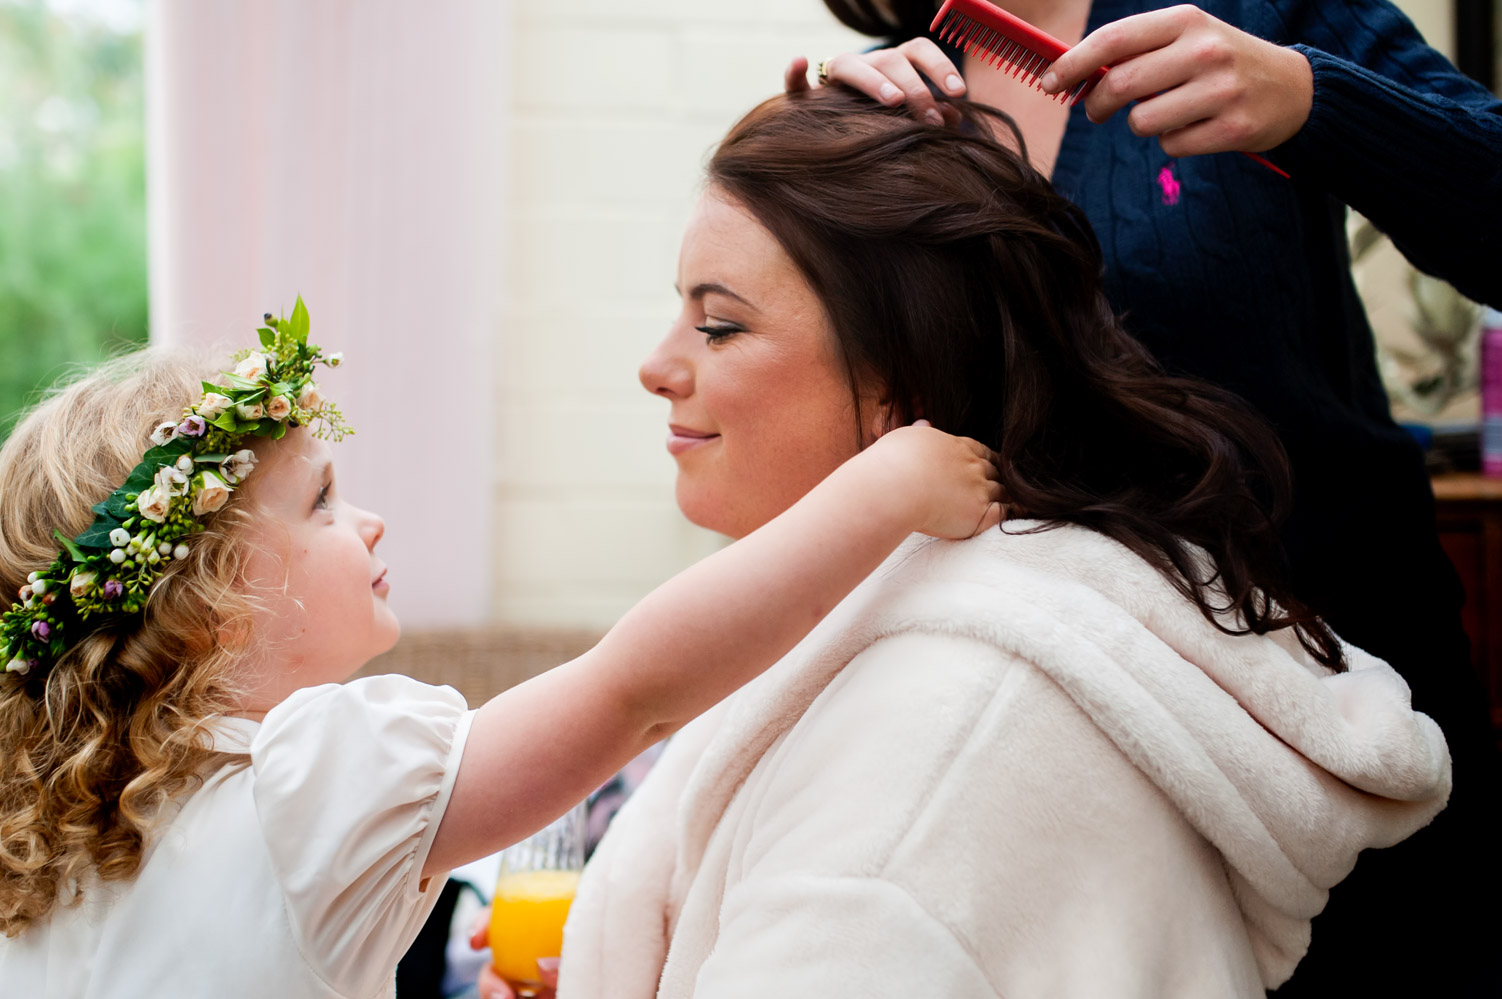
[423,425,1002,877]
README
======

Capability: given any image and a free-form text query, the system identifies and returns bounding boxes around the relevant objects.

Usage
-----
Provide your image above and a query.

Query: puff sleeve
[251,674,475,997]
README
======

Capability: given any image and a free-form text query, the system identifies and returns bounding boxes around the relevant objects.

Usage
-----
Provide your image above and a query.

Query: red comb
[931,0,1105,105]
[930,0,1290,178]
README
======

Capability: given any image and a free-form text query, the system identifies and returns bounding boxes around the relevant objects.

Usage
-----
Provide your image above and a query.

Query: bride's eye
[695,321,743,343]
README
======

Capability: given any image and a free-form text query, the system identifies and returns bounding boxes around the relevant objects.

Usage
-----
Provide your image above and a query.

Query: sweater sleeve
[1266,0,1502,304]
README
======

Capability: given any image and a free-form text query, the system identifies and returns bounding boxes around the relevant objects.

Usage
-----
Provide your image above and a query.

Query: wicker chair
[350,627,602,706]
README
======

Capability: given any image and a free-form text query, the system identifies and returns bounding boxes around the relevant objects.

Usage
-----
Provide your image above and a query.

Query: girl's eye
[695,322,742,343]
[315,485,331,510]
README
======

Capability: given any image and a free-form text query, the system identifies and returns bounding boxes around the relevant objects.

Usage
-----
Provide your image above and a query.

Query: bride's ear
[865,398,898,442]
[865,395,924,442]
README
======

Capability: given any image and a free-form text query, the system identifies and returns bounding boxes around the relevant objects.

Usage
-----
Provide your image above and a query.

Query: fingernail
[925,109,943,126]
[1040,71,1058,92]
[879,83,901,102]
[945,74,964,92]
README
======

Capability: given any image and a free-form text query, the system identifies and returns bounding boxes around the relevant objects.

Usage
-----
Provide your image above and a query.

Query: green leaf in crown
[1,296,352,679]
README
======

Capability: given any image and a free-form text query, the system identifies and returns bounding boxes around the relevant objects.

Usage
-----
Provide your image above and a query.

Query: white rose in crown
[266,395,292,421]
[197,392,233,419]
[236,401,264,421]
[149,421,180,447]
[69,571,97,599]
[136,483,172,523]
[192,471,231,516]
[234,352,268,381]
[297,381,323,410]
[221,449,257,484]
[154,465,190,498]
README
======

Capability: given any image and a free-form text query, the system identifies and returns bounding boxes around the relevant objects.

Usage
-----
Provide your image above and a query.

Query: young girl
[0,310,1003,997]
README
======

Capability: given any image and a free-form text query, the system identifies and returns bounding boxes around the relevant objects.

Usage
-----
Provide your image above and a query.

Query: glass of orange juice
[489,801,586,997]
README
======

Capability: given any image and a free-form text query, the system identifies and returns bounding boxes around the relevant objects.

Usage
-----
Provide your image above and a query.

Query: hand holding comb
[931,0,1292,178]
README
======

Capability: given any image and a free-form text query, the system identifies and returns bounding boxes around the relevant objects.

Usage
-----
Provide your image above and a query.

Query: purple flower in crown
[31,620,51,641]
[102,579,124,600]
[177,414,208,438]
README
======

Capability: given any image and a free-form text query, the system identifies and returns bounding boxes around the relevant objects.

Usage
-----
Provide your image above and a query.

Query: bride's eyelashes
[696,321,745,343]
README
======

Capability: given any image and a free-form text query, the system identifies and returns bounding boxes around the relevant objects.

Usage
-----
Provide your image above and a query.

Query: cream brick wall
[495,3,867,628]
[497,0,1460,629]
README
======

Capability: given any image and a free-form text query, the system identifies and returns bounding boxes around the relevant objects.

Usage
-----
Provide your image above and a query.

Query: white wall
[494,2,866,628]
[1391,0,1454,58]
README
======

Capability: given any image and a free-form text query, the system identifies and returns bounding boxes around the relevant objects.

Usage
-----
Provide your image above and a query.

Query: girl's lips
[372,568,389,594]
[666,425,720,456]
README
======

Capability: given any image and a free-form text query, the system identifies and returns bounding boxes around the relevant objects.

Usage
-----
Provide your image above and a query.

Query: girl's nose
[360,509,385,550]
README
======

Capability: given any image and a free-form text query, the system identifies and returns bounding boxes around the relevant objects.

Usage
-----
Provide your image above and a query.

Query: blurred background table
[1432,472,1502,748]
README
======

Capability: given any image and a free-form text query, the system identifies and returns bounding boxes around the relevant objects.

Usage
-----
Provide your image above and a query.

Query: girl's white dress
[0,674,475,998]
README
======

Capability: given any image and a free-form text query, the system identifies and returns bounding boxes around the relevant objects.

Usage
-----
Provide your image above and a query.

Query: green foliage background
[0,0,147,438]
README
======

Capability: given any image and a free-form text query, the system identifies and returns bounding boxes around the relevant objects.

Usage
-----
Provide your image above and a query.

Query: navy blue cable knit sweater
[912,0,1502,701]
[1023,0,1502,640]
[902,0,1501,992]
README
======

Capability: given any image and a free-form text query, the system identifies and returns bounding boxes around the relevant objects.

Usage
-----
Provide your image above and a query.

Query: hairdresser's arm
[422,426,1002,878]
[1041,7,1313,153]
[1044,0,1502,307]
[1270,44,1501,307]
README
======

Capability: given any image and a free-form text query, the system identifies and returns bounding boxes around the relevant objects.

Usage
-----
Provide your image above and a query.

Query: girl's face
[234,431,398,715]
[638,190,869,540]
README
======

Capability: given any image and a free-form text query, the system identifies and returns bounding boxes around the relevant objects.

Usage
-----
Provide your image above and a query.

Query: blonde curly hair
[0,349,281,937]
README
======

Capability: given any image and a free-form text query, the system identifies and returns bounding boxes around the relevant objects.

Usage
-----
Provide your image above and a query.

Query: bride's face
[639,190,868,540]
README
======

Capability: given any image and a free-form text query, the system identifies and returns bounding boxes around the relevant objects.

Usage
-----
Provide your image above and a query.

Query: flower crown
[2,297,350,678]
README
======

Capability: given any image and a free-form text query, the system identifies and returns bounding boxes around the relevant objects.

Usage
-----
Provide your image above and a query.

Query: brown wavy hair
[709,88,1344,670]
[0,351,277,936]
[819,0,937,36]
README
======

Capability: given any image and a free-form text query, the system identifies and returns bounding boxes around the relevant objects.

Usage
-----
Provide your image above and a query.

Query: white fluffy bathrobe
[560,525,1451,998]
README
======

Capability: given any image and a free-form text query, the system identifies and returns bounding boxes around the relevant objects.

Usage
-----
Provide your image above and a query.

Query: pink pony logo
[1156,165,1181,206]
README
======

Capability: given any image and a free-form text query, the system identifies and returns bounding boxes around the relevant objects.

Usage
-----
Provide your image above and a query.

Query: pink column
[146,0,506,626]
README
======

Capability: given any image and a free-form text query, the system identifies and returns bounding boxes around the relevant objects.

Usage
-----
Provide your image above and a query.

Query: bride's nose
[639,327,693,400]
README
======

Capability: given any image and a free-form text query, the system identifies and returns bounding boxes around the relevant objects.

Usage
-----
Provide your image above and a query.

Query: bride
[493,87,1450,998]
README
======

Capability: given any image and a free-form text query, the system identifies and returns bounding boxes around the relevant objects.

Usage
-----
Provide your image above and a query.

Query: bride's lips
[667,424,720,456]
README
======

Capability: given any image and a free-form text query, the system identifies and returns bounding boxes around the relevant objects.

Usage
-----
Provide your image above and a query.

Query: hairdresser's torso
[924,0,1487,727]
[909,0,1498,991]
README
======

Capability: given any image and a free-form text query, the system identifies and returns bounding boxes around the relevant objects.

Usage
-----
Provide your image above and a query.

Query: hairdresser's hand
[469,908,559,999]
[856,421,1006,539]
[784,38,967,126]
[1040,5,1313,156]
